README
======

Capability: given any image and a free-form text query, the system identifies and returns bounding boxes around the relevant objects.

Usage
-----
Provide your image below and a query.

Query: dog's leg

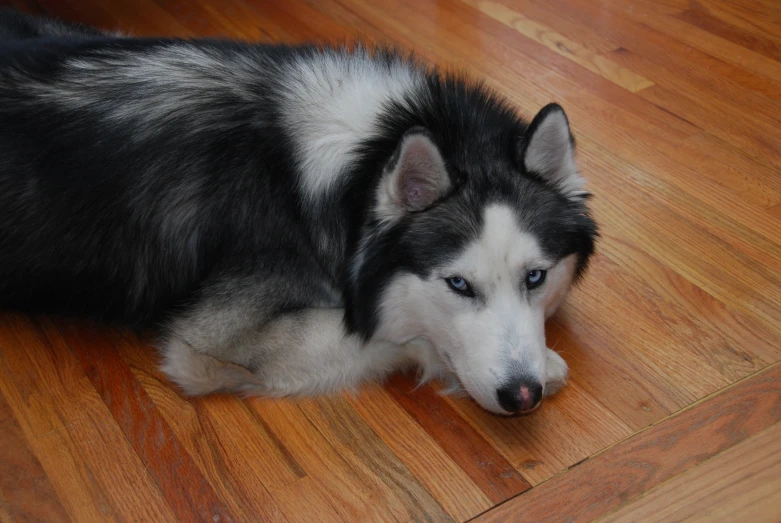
[543,348,569,398]
[160,307,408,397]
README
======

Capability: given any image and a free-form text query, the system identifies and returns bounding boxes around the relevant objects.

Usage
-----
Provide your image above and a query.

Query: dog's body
[0,11,596,414]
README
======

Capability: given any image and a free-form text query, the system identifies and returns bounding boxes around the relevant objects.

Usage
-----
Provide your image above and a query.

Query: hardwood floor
[1,0,780,521]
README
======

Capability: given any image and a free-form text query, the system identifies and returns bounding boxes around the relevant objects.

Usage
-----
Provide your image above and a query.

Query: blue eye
[526,269,547,289]
[446,276,474,296]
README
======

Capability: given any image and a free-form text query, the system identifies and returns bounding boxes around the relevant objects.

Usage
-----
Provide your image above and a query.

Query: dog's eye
[525,269,547,289]
[446,276,474,297]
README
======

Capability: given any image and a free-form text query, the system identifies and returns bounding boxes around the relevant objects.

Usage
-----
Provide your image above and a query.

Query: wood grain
[54,319,233,522]
[346,382,493,520]
[599,421,781,523]
[0,0,779,520]
[474,363,781,522]
[676,8,781,61]
[385,373,532,501]
[459,0,654,92]
[0,387,68,522]
[0,315,177,522]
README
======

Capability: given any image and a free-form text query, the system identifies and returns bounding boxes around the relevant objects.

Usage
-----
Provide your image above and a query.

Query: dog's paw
[544,348,568,397]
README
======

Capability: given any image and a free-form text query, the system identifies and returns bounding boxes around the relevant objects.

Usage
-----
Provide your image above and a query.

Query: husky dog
[0,11,596,415]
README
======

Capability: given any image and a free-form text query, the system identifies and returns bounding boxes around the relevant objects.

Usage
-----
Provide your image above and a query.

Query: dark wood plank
[54,319,236,523]
[0,388,69,523]
[676,8,781,61]
[0,315,178,521]
[385,373,532,503]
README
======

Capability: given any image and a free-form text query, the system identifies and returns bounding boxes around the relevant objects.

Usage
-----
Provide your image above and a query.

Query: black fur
[0,10,597,346]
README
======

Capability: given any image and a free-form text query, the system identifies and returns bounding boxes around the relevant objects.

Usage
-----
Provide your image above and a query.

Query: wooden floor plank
[0,387,69,522]
[247,396,452,522]
[473,363,781,523]
[53,319,235,522]
[270,475,345,523]
[599,421,781,523]
[0,0,779,520]
[459,0,653,92]
[346,382,493,520]
[606,0,781,84]
[575,154,781,337]
[704,0,781,43]
[544,0,781,153]
[117,335,294,522]
[0,315,178,522]
[385,373,533,499]
[446,377,633,485]
[675,8,781,61]
[298,395,453,521]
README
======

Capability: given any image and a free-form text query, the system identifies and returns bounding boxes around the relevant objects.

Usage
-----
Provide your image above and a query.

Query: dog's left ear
[520,103,586,198]
[376,128,451,222]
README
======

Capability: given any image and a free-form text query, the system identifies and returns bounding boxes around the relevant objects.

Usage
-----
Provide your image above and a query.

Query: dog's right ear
[375,128,451,223]
[520,103,586,199]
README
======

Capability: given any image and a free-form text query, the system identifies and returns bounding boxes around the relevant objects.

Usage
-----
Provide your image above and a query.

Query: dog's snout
[497,380,543,414]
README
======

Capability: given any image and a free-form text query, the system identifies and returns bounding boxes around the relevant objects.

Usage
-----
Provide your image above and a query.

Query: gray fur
[0,11,597,415]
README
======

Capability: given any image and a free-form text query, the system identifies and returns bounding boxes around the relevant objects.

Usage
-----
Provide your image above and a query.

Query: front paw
[544,348,568,397]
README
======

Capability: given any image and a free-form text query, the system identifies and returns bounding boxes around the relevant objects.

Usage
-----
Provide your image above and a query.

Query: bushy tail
[159,337,268,397]
[0,8,108,41]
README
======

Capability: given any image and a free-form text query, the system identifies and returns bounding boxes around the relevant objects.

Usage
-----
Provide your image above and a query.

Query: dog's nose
[497,380,543,414]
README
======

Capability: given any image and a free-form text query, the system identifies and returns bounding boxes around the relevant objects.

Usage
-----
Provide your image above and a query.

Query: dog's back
[0,16,340,325]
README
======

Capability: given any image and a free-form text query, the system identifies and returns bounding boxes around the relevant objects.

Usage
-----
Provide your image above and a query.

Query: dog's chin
[484,404,542,417]
[470,395,544,417]
[463,389,514,416]
[437,371,543,416]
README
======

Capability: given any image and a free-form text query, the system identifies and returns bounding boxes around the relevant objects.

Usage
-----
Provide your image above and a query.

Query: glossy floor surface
[1,0,780,521]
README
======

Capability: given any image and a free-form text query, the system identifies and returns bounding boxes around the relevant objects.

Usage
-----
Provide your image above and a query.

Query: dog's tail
[0,8,109,41]
[159,337,268,397]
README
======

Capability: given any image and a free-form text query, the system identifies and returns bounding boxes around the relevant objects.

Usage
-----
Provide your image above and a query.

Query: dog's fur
[0,10,596,414]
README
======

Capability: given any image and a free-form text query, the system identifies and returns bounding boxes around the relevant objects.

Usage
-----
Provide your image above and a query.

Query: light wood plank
[59,320,291,522]
[0,0,779,520]
[297,394,454,521]
[459,0,653,92]
[248,396,451,522]
[346,382,493,520]
[446,376,633,485]
[474,364,781,522]
[53,319,235,522]
[600,422,781,523]
[0,315,178,522]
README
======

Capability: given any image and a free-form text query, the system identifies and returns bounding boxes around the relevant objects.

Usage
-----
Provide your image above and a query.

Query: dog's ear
[520,103,586,198]
[376,128,450,221]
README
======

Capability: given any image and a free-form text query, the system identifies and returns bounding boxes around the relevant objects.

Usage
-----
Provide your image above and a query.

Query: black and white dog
[0,10,596,415]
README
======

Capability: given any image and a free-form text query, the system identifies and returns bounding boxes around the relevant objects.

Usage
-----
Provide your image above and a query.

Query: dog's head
[349,102,596,415]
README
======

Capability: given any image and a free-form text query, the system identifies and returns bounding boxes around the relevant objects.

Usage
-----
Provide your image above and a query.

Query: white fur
[373,204,577,414]
[162,308,410,398]
[524,109,586,198]
[160,204,577,413]
[280,50,423,200]
[26,45,268,137]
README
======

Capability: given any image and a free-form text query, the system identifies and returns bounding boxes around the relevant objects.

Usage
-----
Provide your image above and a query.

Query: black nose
[497,380,543,413]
